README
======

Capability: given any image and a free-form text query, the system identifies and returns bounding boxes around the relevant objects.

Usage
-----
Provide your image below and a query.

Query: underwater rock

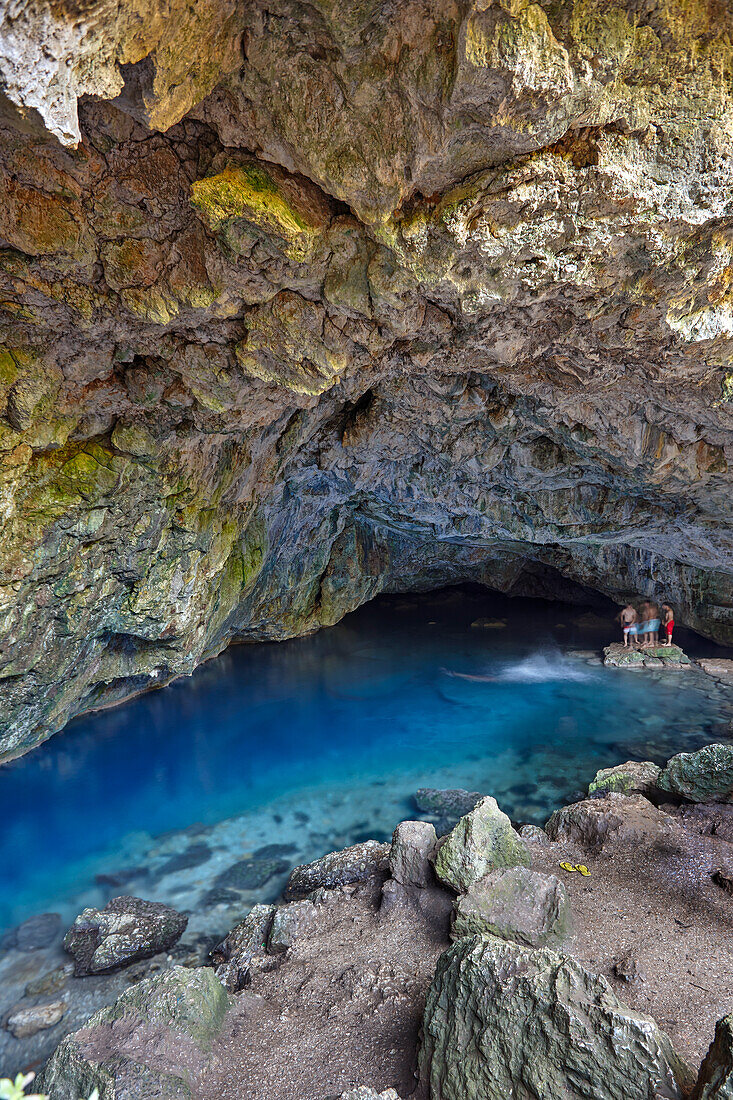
[211,903,275,991]
[693,1014,733,1099]
[389,821,437,888]
[588,761,662,797]
[63,895,188,975]
[451,867,571,949]
[6,999,67,1039]
[414,789,483,834]
[3,912,62,951]
[24,962,73,997]
[38,966,231,1099]
[658,744,733,804]
[213,856,290,891]
[419,934,692,1100]
[432,797,529,894]
[157,842,212,876]
[283,841,390,901]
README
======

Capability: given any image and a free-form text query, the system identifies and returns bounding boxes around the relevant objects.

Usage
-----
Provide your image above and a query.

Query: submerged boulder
[38,966,231,1099]
[432,797,529,894]
[5,999,67,1038]
[452,867,571,949]
[420,935,692,1100]
[693,1014,733,1099]
[589,760,661,797]
[63,895,187,975]
[283,840,390,901]
[658,744,733,803]
[414,789,483,835]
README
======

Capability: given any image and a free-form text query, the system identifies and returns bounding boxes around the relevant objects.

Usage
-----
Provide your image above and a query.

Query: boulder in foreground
[420,934,692,1100]
[658,744,733,803]
[432,796,529,893]
[63,895,187,975]
[38,966,231,1099]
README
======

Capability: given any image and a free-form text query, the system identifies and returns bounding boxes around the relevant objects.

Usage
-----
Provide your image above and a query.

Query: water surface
[2,587,732,934]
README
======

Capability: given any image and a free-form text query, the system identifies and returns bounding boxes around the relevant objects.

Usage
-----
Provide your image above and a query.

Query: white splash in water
[443,650,593,684]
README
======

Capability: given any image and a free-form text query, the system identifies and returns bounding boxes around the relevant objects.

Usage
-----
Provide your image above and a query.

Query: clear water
[2,587,732,934]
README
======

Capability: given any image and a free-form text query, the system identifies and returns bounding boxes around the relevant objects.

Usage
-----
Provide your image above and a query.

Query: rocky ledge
[29,740,733,1098]
[2,0,733,758]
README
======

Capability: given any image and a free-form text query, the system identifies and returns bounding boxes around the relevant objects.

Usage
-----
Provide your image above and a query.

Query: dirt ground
[65,792,733,1099]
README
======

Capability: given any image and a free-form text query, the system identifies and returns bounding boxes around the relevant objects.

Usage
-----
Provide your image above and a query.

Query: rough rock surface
[5,999,67,1038]
[419,934,693,1100]
[268,900,319,953]
[2,1,733,758]
[588,760,662,797]
[658,744,733,803]
[694,1015,733,1100]
[63,895,188,975]
[451,867,571,948]
[545,793,677,849]
[389,821,437,888]
[603,643,692,669]
[432,796,529,893]
[38,965,231,1098]
[283,841,390,901]
[211,903,275,992]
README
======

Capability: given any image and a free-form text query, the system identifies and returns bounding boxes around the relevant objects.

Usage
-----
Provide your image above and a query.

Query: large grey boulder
[419,935,693,1100]
[693,1014,733,1099]
[588,761,661,797]
[432,797,529,893]
[658,744,733,803]
[390,820,437,887]
[545,794,675,851]
[283,840,390,900]
[63,895,188,975]
[211,903,275,991]
[452,868,571,948]
[38,966,231,1099]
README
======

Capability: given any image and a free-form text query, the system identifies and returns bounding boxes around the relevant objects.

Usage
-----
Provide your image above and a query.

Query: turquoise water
[1,587,731,934]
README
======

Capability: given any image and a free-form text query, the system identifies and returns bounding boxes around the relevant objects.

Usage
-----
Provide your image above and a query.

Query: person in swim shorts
[661,603,674,646]
[617,603,638,647]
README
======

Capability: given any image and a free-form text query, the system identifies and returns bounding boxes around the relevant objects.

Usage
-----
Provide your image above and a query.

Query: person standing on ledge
[618,603,638,647]
[661,604,674,646]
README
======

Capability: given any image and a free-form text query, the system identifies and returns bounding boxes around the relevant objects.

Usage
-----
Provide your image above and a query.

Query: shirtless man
[648,600,661,646]
[661,604,674,646]
[617,603,638,648]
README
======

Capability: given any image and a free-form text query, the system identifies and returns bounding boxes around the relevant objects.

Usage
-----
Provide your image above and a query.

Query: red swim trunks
[666,621,674,635]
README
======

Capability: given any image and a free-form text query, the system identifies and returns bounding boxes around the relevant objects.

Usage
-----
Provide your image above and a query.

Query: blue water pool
[2,587,732,935]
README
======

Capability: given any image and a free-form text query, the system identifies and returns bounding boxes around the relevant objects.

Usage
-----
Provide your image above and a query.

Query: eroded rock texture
[2,0,733,756]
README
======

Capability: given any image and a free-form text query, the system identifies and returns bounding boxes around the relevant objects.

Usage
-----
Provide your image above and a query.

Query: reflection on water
[1,585,732,932]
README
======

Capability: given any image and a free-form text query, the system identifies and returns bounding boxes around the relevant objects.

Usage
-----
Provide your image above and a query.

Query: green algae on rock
[419,934,693,1100]
[432,796,530,893]
[451,867,571,948]
[658,744,733,804]
[589,760,662,797]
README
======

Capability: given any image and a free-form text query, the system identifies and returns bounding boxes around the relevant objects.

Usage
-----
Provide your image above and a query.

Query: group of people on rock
[617,599,674,648]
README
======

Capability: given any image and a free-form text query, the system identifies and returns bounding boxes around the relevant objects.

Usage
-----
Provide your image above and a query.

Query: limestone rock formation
[389,820,437,888]
[451,867,571,948]
[419,934,693,1100]
[658,744,733,803]
[211,903,275,992]
[2,0,733,758]
[433,796,530,892]
[37,966,231,1099]
[588,760,661,797]
[62,895,187,975]
[283,840,390,900]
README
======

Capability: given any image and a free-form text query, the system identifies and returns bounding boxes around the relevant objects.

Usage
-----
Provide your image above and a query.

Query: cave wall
[1,0,733,757]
